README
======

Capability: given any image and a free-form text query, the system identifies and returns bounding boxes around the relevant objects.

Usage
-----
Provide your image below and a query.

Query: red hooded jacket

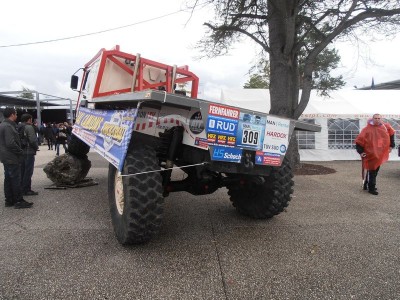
[355,120,394,170]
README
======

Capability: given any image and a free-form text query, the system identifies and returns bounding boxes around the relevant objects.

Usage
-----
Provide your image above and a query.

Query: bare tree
[191,0,400,119]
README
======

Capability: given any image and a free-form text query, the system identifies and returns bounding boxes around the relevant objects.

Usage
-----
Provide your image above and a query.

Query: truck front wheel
[227,157,294,219]
[108,146,164,245]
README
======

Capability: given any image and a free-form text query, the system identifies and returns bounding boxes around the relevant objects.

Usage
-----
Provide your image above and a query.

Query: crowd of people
[0,107,73,209]
[40,122,72,156]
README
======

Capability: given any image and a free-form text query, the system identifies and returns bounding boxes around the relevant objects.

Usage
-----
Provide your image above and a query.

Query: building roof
[357,79,400,90]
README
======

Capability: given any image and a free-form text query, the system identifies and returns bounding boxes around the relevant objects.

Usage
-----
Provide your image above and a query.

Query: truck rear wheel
[227,157,294,219]
[108,146,164,245]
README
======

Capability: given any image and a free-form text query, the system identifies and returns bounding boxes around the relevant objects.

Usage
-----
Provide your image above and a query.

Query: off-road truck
[68,45,320,245]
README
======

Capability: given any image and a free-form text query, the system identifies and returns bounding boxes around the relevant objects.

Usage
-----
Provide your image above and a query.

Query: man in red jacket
[355,114,395,195]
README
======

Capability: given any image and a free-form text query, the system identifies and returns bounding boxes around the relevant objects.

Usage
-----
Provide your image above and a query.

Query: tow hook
[243,152,254,170]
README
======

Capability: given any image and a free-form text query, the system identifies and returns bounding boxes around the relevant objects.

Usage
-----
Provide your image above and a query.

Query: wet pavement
[1,146,399,299]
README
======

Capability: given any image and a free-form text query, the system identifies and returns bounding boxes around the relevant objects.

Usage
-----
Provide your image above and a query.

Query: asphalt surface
[0,146,399,300]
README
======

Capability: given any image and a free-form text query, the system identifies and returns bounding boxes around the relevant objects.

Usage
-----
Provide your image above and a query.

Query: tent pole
[35,92,41,127]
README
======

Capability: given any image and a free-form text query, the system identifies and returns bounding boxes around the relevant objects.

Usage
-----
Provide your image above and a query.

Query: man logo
[266,119,276,125]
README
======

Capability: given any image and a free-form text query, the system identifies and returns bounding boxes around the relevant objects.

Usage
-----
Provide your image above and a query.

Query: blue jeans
[56,143,68,156]
[3,163,23,204]
[21,154,35,193]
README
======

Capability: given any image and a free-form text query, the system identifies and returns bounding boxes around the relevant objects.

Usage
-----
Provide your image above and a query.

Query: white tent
[219,89,400,161]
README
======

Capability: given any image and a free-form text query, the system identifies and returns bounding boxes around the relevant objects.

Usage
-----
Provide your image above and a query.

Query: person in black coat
[56,123,68,156]
[0,108,33,208]
[43,123,55,150]
[19,114,39,196]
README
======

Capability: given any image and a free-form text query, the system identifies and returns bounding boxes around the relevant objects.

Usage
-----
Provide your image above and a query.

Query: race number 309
[242,129,260,145]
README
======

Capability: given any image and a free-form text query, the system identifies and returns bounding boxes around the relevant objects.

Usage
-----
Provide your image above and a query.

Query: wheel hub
[114,171,124,215]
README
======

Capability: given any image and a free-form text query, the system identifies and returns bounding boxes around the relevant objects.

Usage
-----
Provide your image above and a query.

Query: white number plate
[242,129,260,146]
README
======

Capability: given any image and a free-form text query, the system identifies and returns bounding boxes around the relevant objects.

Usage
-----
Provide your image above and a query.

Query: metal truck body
[69,46,320,245]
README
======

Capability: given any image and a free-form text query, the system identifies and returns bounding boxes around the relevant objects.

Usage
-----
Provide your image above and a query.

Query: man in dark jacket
[0,108,33,208]
[43,123,55,150]
[19,113,39,196]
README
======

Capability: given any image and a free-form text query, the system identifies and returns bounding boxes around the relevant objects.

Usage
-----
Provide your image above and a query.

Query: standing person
[44,122,55,150]
[355,114,395,195]
[52,123,59,152]
[18,114,39,196]
[32,120,40,146]
[39,122,46,146]
[56,123,68,156]
[64,122,73,144]
[0,108,33,208]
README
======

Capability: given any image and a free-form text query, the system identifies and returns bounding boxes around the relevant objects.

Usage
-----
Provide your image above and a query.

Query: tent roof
[0,94,61,108]
[220,89,400,119]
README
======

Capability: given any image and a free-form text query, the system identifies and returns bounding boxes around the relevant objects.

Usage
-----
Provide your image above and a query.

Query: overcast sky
[1,0,399,102]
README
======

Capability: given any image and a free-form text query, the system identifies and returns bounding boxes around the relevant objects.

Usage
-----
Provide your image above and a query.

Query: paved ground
[0,145,399,300]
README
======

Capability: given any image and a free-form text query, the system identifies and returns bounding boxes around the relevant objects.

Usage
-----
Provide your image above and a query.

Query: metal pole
[131,53,141,92]
[171,65,177,93]
[69,98,74,123]
[35,91,41,127]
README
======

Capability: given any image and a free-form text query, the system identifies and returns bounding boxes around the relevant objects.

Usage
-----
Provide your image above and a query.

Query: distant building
[357,79,400,90]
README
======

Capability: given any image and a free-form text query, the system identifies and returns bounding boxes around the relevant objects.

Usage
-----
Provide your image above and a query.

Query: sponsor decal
[263,155,281,166]
[74,107,137,171]
[266,119,275,126]
[266,131,287,139]
[263,116,290,155]
[195,137,209,149]
[207,133,217,143]
[211,146,242,163]
[280,144,287,153]
[208,104,240,120]
[207,116,238,136]
[276,120,290,128]
[217,134,227,145]
[235,112,266,150]
[263,144,279,151]
[189,111,204,134]
[227,136,236,146]
[255,151,282,166]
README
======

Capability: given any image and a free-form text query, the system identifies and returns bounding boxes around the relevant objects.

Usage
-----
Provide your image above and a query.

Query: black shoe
[363,184,368,190]
[5,201,14,207]
[24,190,39,196]
[14,200,33,209]
[368,190,379,195]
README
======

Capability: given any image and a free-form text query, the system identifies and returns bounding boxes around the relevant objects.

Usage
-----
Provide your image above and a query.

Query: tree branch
[203,22,271,52]
[229,13,268,20]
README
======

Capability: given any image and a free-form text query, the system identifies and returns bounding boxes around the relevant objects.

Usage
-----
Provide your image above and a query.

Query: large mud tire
[68,134,90,158]
[227,157,294,219]
[108,146,164,245]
